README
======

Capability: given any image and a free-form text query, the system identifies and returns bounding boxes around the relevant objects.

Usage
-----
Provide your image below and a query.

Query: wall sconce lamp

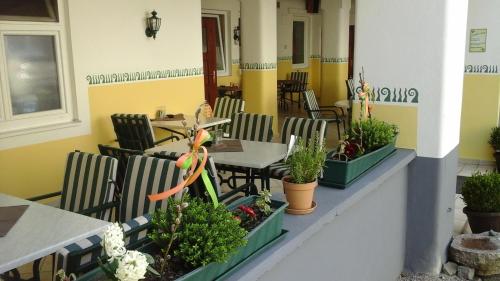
[233,24,240,45]
[145,10,161,39]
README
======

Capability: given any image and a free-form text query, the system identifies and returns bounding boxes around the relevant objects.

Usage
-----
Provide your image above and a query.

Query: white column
[355,0,468,274]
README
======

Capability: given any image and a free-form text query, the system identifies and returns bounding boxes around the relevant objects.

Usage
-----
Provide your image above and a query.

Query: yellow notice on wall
[469,28,487,52]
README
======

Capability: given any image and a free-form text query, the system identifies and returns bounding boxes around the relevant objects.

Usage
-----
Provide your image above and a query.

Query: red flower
[238,205,256,219]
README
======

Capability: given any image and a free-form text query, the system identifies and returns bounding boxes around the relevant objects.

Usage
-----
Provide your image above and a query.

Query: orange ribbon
[148,129,217,206]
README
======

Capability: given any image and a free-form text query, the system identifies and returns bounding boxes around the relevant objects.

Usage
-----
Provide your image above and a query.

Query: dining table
[145,138,288,190]
[0,193,109,279]
[151,115,231,138]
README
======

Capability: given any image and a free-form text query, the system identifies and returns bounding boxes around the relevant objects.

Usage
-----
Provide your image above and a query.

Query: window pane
[4,35,62,115]
[0,0,58,21]
[293,21,305,65]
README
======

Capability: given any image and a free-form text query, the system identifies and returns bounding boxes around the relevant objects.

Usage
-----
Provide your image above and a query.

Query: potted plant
[282,134,326,215]
[319,73,398,188]
[462,172,500,233]
[489,127,500,172]
[76,191,288,281]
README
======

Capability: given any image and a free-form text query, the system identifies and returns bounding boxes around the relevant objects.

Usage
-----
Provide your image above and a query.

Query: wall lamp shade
[145,10,161,39]
[233,25,240,44]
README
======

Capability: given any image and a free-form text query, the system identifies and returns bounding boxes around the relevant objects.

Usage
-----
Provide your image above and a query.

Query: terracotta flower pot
[282,176,317,214]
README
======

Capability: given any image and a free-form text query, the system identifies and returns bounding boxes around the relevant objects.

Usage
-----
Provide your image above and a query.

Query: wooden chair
[268,117,327,180]
[111,114,179,151]
[304,89,345,139]
[212,97,245,133]
[55,155,185,275]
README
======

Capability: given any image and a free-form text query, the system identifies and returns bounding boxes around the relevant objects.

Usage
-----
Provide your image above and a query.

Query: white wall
[464,0,500,72]
[354,0,468,158]
[277,0,309,59]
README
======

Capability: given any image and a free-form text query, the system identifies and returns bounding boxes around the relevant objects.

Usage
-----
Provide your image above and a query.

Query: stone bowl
[450,232,500,276]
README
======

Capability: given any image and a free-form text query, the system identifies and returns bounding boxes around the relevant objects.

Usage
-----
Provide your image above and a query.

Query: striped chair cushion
[111,114,157,150]
[304,90,321,120]
[213,97,245,133]
[289,71,308,92]
[56,214,152,274]
[269,161,290,179]
[60,152,117,221]
[280,117,327,145]
[152,150,184,160]
[229,112,273,142]
[120,155,185,222]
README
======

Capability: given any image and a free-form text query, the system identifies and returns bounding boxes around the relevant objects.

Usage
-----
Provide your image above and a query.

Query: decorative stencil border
[354,86,419,104]
[309,55,321,59]
[464,64,498,74]
[86,68,203,85]
[231,59,240,65]
[277,56,292,61]
[240,62,277,70]
[321,57,348,64]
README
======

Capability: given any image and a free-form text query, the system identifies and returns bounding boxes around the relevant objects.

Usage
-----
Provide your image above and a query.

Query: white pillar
[240,0,278,130]
[354,0,468,273]
[320,0,350,104]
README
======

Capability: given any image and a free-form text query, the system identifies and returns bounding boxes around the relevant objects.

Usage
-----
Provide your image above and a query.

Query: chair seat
[56,214,151,274]
[269,161,290,179]
[334,99,350,109]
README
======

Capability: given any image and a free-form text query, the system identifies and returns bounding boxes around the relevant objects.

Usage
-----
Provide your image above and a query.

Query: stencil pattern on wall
[321,57,348,63]
[231,59,240,65]
[309,55,321,59]
[86,68,204,85]
[354,86,419,104]
[277,56,292,61]
[464,65,498,74]
[240,62,277,70]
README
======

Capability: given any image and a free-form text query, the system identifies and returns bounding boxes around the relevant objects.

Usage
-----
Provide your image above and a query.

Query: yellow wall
[352,104,418,149]
[0,77,204,198]
[459,75,500,161]
[277,60,292,80]
[241,70,278,132]
[310,58,321,96]
[320,63,348,105]
[217,64,241,86]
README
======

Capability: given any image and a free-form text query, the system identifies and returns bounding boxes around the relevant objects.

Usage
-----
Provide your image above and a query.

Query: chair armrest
[79,200,120,217]
[308,109,341,119]
[318,105,345,115]
[27,191,62,202]
[154,135,180,146]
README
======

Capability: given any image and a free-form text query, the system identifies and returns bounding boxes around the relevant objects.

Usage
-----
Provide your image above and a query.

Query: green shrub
[462,172,500,212]
[489,127,500,151]
[150,196,247,267]
[346,118,398,153]
[286,134,326,184]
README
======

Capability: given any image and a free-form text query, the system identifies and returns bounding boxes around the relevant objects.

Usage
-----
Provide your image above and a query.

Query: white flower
[101,223,126,261]
[115,250,149,281]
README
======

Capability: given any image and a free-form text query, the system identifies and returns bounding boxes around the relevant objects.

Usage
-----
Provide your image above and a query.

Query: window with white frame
[202,11,231,76]
[0,0,76,138]
[292,17,308,68]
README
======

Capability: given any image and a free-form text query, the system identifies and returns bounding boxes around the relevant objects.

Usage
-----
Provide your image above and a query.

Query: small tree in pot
[489,127,500,172]
[462,172,500,233]
[282,134,326,215]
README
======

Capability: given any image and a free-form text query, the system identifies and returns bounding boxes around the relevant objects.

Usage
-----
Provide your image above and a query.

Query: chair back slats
[304,90,321,120]
[120,155,185,222]
[213,97,245,133]
[98,145,144,196]
[280,117,327,145]
[111,114,156,150]
[289,71,308,92]
[346,78,355,100]
[152,152,222,201]
[229,112,273,142]
[60,152,117,220]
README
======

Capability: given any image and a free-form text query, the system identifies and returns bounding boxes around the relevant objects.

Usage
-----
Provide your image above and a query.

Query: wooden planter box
[78,196,288,281]
[319,141,397,189]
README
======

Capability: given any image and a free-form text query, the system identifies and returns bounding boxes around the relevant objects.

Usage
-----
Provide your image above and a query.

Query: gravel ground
[398,273,468,281]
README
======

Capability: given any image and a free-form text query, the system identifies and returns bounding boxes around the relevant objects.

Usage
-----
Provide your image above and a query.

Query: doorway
[348,25,355,79]
[202,17,218,107]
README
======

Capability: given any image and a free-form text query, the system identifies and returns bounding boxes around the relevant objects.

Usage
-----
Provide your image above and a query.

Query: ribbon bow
[148,129,219,207]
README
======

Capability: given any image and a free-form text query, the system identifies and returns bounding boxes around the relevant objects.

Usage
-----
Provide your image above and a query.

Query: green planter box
[319,141,397,189]
[78,196,288,281]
